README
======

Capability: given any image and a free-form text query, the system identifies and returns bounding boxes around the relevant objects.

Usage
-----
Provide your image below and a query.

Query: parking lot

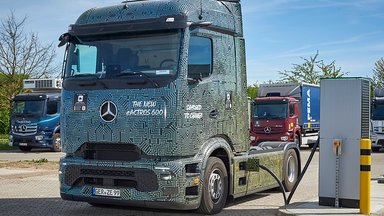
[0,141,383,216]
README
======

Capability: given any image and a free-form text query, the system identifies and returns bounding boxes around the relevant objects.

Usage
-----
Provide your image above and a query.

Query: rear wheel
[51,133,61,152]
[198,157,228,215]
[19,146,32,152]
[282,149,299,191]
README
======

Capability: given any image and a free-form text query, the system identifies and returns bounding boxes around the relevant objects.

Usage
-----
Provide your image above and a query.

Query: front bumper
[59,156,202,210]
[256,132,293,144]
[10,134,53,148]
[370,132,384,148]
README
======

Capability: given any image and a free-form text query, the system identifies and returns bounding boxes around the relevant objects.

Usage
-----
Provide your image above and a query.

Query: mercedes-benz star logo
[21,125,27,132]
[264,127,272,134]
[100,101,117,122]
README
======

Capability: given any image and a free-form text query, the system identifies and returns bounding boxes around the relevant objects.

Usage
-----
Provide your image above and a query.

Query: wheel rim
[55,136,61,149]
[287,155,296,183]
[208,168,223,201]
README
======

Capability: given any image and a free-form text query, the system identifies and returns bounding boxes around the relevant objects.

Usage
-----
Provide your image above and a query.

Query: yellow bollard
[360,139,371,215]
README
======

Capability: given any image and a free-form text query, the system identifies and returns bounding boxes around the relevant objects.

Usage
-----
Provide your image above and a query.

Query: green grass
[0,134,16,150]
[27,158,49,163]
[0,134,9,139]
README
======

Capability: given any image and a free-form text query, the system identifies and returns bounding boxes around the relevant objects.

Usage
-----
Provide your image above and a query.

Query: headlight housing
[35,135,44,141]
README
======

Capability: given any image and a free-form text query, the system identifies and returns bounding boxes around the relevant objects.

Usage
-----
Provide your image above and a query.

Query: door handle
[209,109,218,119]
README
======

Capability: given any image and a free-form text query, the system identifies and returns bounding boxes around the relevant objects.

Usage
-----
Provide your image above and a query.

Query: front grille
[373,127,384,133]
[35,79,54,88]
[255,127,283,134]
[80,169,135,177]
[361,79,370,138]
[13,125,37,135]
[74,143,143,162]
[64,165,158,192]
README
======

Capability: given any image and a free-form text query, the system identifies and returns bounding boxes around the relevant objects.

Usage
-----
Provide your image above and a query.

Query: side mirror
[58,33,71,47]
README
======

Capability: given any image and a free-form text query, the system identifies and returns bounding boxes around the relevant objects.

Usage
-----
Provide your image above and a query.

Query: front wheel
[282,149,299,191]
[198,157,228,215]
[51,133,61,152]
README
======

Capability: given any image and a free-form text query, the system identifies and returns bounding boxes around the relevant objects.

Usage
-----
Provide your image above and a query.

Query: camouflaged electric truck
[58,0,300,214]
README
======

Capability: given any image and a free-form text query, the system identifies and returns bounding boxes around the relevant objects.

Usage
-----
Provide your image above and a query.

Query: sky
[1,0,383,84]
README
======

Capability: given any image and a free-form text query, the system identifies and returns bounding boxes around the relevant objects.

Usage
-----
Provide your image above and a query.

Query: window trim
[289,103,295,117]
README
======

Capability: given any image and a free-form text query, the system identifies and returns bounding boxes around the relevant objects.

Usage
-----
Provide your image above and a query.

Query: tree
[0,11,57,133]
[247,83,258,99]
[372,58,384,88]
[279,51,348,85]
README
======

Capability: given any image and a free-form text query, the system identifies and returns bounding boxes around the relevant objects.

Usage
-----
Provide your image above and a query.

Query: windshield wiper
[70,74,108,88]
[78,80,108,89]
[116,71,160,88]
[72,73,101,78]
[255,115,283,120]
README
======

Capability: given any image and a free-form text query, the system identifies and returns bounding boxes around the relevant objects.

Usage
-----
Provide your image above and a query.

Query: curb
[277,202,305,216]
[0,170,57,179]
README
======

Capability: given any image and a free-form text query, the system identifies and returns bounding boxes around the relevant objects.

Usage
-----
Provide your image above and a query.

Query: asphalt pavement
[0,135,383,215]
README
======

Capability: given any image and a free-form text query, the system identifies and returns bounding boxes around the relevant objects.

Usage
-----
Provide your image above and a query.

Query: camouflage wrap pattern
[61,0,247,156]
[60,156,202,209]
[59,0,288,210]
[232,151,284,196]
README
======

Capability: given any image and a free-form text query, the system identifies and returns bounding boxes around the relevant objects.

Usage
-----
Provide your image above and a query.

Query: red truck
[250,83,320,147]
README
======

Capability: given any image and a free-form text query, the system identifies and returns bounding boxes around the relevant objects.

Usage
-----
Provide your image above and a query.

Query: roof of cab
[73,0,243,36]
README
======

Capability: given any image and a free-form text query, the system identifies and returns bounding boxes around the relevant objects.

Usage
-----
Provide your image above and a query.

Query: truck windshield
[372,103,384,120]
[253,103,287,119]
[64,30,181,86]
[12,100,45,117]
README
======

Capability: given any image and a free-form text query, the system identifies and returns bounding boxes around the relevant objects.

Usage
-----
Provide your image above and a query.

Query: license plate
[19,143,28,146]
[93,187,121,197]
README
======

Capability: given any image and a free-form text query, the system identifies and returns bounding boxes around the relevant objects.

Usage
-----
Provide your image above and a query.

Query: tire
[51,133,61,152]
[19,146,32,152]
[372,147,380,153]
[282,149,299,192]
[198,157,228,215]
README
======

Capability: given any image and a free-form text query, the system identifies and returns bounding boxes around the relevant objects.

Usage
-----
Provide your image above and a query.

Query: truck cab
[251,97,301,146]
[9,79,62,152]
[371,89,384,151]
[58,1,300,214]
[251,82,320,147]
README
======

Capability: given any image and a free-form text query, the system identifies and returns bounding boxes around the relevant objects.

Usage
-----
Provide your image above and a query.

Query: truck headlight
[280,136,289,141]
[35,135,44,141]
[155,166,175,180]
[9,135,13,146]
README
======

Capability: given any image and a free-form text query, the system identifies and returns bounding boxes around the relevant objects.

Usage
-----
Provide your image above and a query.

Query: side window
[188,36,212,80]
[69,44,97,75]
[289,103,295,117]
[46,100,58,115]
